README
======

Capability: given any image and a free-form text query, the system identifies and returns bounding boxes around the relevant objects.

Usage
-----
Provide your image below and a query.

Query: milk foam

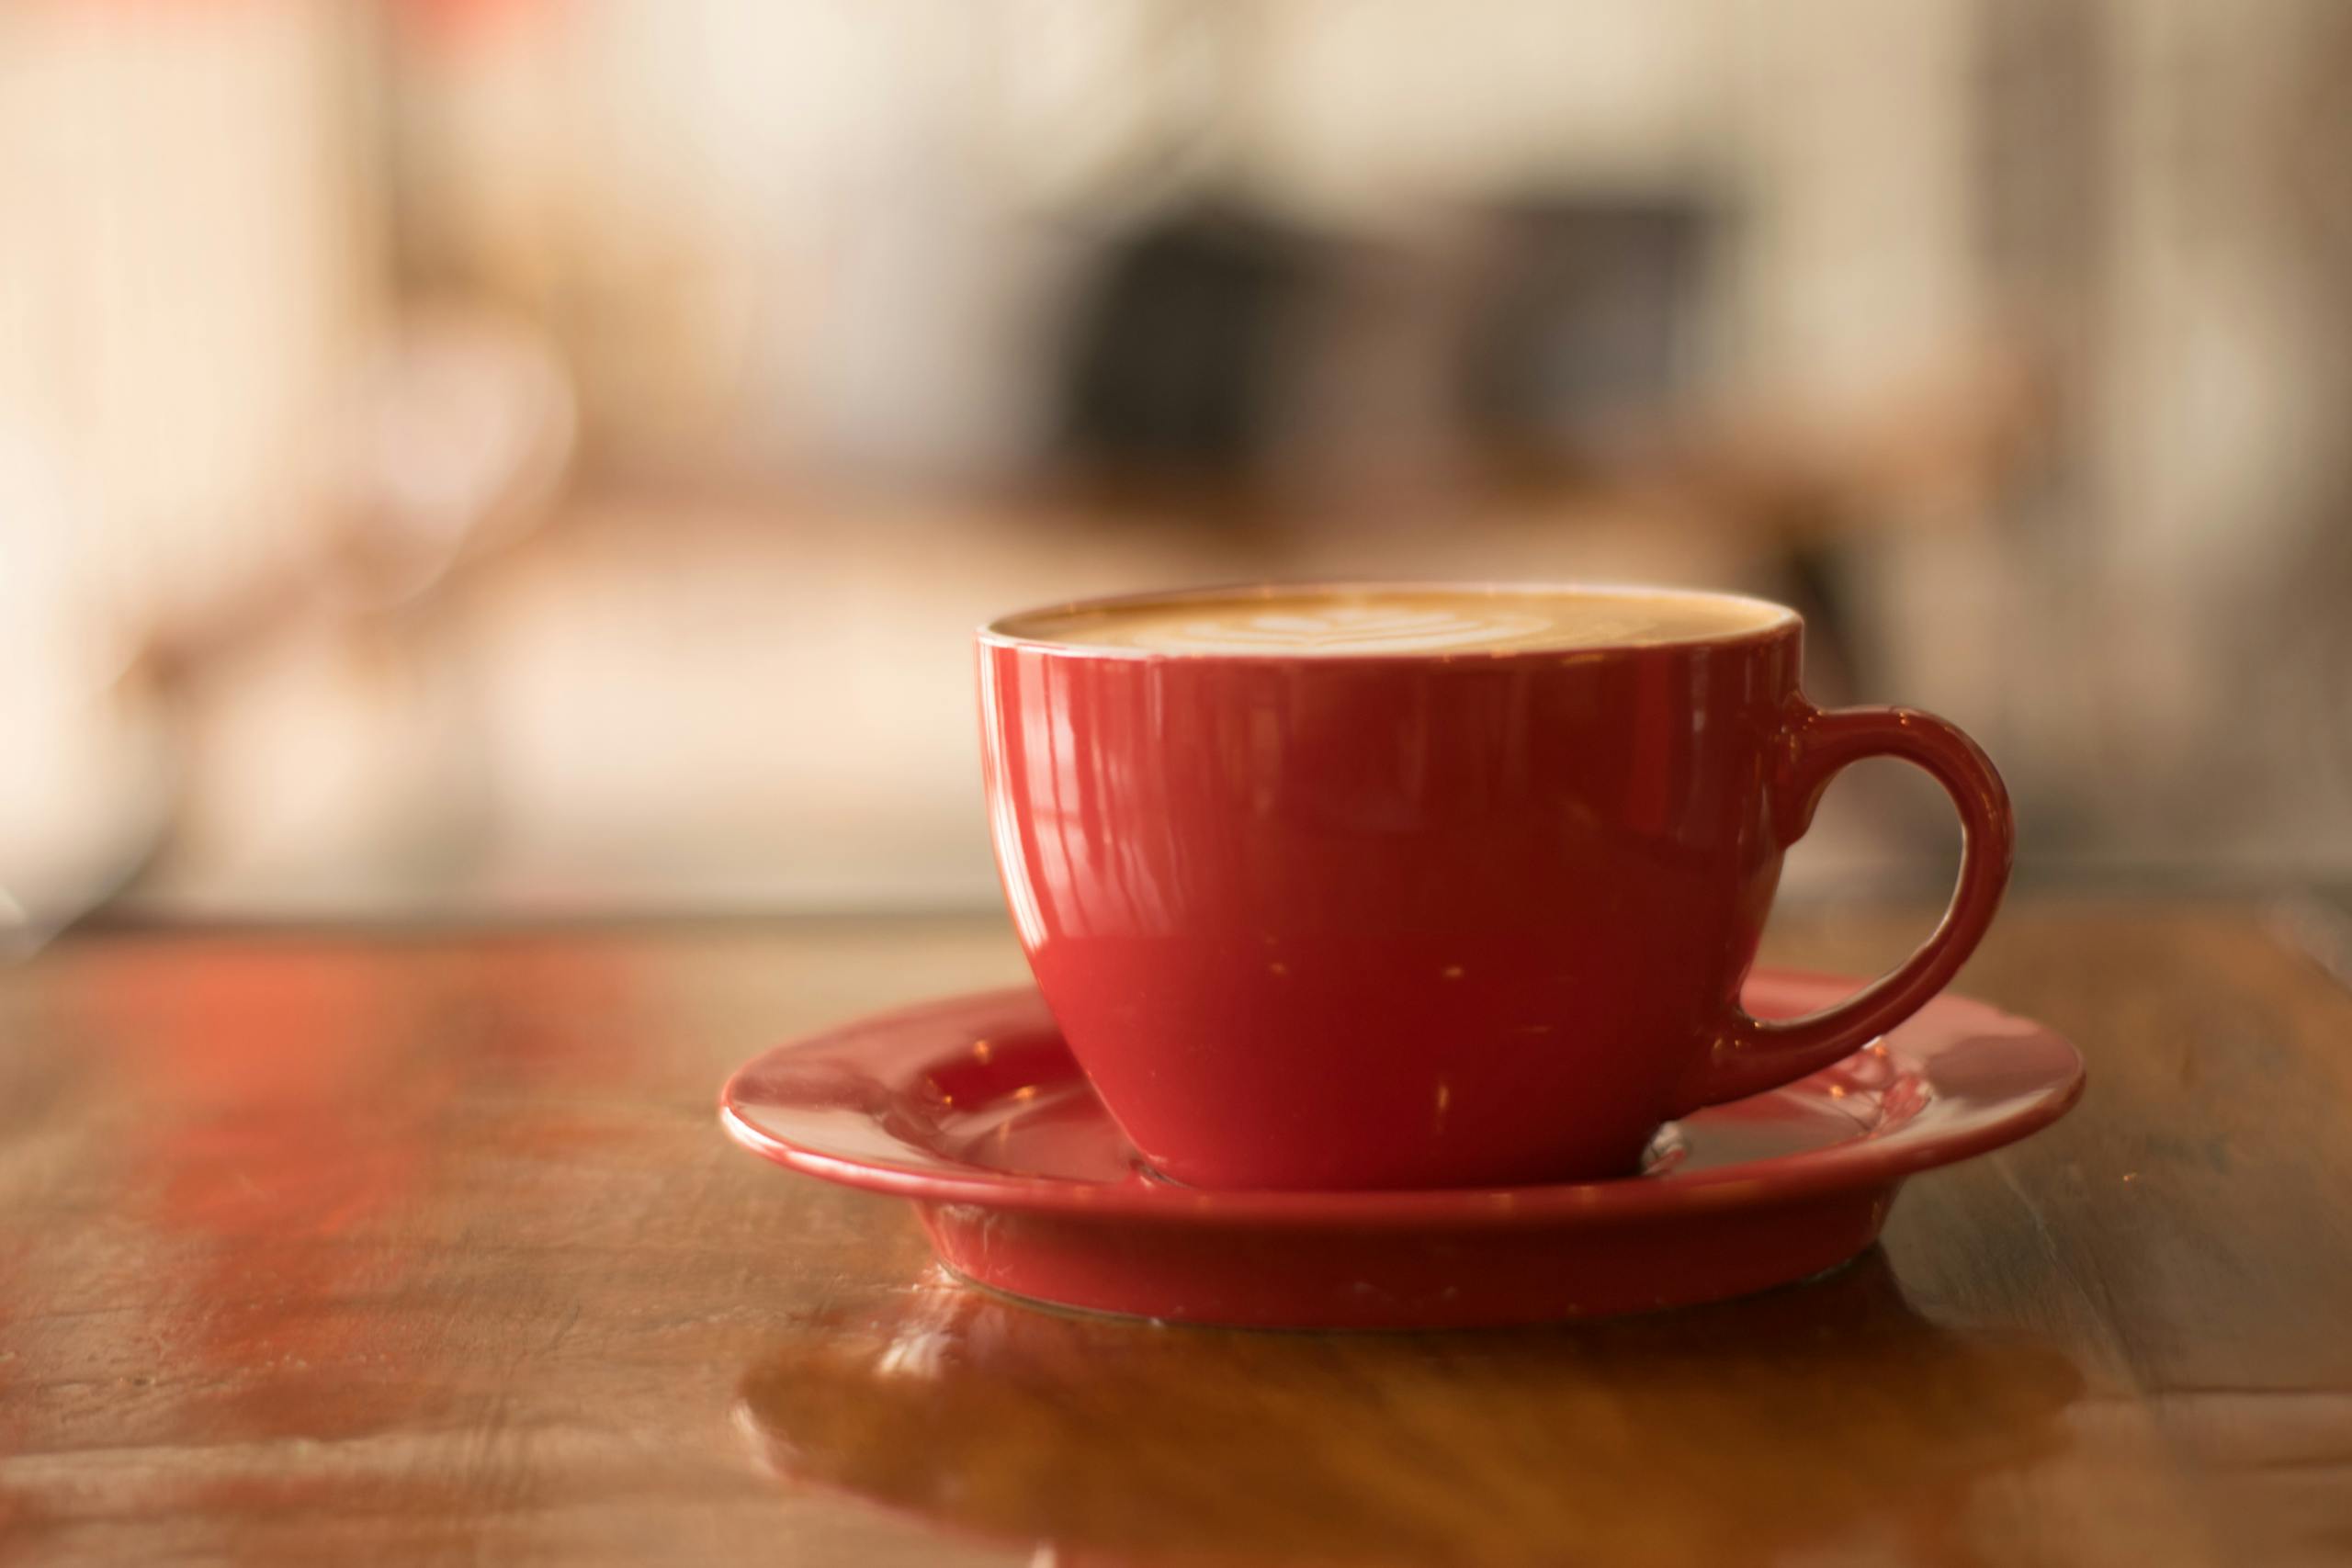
[1131,604,1574,654]
[999,589,1790,656]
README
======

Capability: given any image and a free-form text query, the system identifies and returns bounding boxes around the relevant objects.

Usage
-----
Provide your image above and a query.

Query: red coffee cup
[978,583,2012,1190]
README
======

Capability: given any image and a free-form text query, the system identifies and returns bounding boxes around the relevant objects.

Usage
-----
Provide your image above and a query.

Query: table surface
[3,898,2349,1567]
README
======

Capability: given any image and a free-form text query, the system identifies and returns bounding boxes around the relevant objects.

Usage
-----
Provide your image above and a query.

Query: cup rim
[978,580,1802,661]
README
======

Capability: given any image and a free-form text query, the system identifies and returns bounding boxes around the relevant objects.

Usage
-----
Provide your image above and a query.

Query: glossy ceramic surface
[978,583,2016,1190]
[720,971,2084,1328]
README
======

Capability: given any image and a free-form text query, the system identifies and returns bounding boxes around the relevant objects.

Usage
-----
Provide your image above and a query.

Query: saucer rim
[718,970,2085,1232]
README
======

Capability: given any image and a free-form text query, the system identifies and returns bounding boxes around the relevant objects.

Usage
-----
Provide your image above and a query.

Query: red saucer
[719,972,2083,1329]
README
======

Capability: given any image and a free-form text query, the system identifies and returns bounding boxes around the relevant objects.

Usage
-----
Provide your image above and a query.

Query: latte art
[1133,604,1567,654]
[997,587,1793,657]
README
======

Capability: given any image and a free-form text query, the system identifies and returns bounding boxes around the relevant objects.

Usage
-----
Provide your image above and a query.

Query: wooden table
[3,899,2349,1566]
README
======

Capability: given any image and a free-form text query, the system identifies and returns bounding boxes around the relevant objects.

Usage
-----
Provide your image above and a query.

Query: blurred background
[5,0,2349,941]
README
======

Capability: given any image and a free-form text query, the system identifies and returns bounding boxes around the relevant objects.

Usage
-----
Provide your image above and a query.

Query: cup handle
[1670,705,2015,1114]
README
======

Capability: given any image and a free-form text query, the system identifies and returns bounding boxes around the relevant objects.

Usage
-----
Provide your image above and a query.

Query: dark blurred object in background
[1462,195,1717,484]
[1060,201,1325,502]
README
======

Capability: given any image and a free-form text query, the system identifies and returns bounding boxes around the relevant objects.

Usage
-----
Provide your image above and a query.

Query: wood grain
[1,901,2347,1566]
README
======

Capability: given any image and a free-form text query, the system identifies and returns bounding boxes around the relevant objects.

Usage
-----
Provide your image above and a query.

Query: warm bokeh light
[5,0,2348,936]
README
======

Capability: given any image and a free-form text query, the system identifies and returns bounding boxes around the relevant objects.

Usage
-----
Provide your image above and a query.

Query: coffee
[995,587,1792,657]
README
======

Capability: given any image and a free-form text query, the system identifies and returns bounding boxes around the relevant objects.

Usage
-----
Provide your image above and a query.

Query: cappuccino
[994,586,1792,657]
